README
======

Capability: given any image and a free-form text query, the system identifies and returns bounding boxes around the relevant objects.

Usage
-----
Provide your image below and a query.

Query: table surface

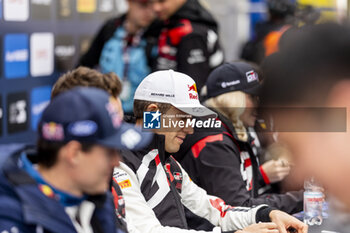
[306,220,340,233]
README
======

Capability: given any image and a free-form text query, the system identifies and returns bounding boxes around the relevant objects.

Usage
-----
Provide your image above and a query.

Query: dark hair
[133,100,172,118]
[51,66,122,98]
[268,0,295,18]
[260,23,350,107]
[36,139,94,168]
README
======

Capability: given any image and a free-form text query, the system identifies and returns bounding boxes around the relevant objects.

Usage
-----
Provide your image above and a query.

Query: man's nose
[183,124,194,135]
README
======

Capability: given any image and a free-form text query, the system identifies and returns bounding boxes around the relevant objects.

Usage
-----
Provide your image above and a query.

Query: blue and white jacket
[0,145,123,233]
[78,15,157,114]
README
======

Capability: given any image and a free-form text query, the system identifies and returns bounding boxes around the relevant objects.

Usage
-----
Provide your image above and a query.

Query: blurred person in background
[52,66,134,232]
[78,0,155,115]
[258,54,306,193]
[52,66,124,118]
[148,0,224,92]
[260,22,350,232]
[174,62,303,230]
[241,0,296,64]
[0,87,151,232]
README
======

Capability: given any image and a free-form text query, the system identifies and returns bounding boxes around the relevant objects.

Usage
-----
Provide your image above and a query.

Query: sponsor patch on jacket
[210,198,235,218]
[118,179,132,189]
[173,172,182,181]
[68,120,97,136]
[187,49,206,64]
[38,184,55,198]
[113,170,128,179]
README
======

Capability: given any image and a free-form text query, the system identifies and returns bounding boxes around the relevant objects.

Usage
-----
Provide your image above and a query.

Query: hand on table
[269,210,308,233]
[236,222,279,233]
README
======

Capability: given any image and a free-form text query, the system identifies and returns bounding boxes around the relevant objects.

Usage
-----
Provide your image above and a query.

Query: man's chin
[85,187,108,195]
[157,14,168,21]
[166,146,180,154]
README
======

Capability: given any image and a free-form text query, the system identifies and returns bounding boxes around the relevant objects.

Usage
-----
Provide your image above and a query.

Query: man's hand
[236,222,279,233]
[269,210,308,233]
[261,159,291,183]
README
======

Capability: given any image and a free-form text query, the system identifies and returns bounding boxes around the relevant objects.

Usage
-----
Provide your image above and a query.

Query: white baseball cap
[134,70,217,117]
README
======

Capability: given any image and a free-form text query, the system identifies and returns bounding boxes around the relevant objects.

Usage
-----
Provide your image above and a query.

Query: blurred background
[0,0,348,144]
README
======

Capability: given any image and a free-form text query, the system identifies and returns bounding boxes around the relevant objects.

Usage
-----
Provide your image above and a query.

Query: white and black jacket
[173,111,303,230]
[113,134,274,233]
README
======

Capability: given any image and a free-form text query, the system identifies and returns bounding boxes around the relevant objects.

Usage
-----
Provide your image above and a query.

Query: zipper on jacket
[164,163,188,229]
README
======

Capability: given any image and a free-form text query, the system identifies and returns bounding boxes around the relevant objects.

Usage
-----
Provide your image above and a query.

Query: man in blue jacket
[0,87,152,232]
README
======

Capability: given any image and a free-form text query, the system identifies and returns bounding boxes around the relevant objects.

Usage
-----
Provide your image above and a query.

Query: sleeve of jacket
[113,162,224,233]
[176,35,211,91]
[0,219,32,233]
[0,197,34,233]
[77,18,117,68]
[190,138,303,215]
[178,161,268,231]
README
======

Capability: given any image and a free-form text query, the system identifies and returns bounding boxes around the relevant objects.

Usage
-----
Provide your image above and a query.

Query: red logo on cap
[42,122,64,141]
[188,84,197,92]
[105,97,122,128]
[188,84,198,100]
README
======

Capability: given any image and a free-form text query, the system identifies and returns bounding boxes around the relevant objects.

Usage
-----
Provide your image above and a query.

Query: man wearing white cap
[113,70,307,233]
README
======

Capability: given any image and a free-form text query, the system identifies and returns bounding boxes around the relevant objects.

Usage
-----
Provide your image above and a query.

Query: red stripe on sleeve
[259,165,271,185]
[191,134,223,158]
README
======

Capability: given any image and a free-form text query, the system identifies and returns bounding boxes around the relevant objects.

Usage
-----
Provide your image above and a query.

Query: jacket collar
[137,133,168,163]
[3,149,76,232]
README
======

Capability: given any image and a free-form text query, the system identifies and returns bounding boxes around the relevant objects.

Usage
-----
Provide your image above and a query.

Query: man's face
[128,0,155,28]
[150,0,185,21]
[156,106,194,153]
[73,145,121,195]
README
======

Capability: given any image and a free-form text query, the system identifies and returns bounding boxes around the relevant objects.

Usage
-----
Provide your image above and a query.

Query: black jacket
[153,0,224,91]
[78,16,124,68]
[174,111,303,230]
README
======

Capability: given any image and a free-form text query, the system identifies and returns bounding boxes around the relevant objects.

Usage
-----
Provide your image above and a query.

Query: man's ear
[62,141,81,166]
[135,103,160,127]
[145,103,159,112]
